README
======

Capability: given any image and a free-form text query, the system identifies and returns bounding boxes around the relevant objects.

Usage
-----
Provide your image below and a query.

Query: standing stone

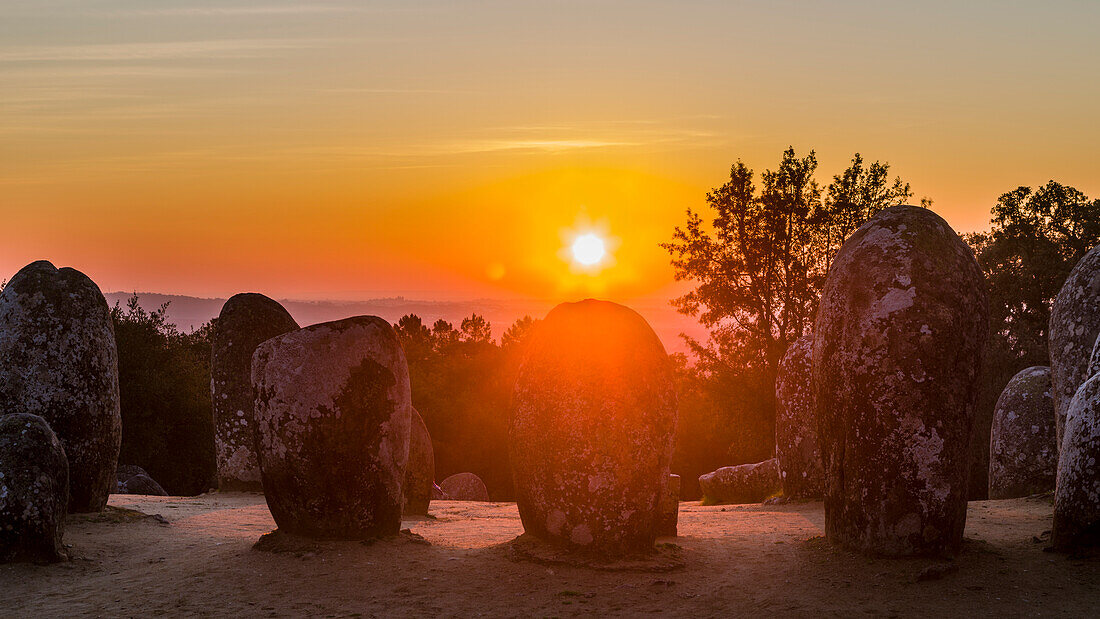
[775,335,823,499]
[0,414,69,564]
[698,458,782,505]
[0,261,120,513]
[657,474,680,536]
[1052,373,1100,551]
[510,300,677,555]
[211,293,299,491]
[1050,244,1100,448]
[812,206,987,557]
[251,316,412,539]
[403,408,434,515]
[439,472,489,501]
[988,366,1057,499]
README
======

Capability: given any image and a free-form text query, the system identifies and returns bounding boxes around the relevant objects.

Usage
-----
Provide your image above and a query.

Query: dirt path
[1,494,1097,617]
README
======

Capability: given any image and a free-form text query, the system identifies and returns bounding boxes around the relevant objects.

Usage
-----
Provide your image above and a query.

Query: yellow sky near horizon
[2,1,1098,302]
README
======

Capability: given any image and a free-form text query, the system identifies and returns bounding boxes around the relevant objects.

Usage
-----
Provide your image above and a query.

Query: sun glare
[571,233,606,266]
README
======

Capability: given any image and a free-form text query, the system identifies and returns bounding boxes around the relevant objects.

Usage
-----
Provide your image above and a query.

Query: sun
[571,233,606,266]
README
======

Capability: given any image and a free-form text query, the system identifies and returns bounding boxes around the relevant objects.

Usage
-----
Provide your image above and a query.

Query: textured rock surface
[775,335,823,499]
[0,413,69,563]
[1089,335,1100,382]
[698,459,782,505]
[510,300,677,555]
[658,474,680,536]
[1053,374,1100,551]
[403,408,435,515]
[211,293,299,491]
[116,465,168,496]
[988,366,1057,499]
[252,316,412,539]
[812,206,987,557]
[439,472,489,502]
[0,260,120,513]
[1050,244,1100,449]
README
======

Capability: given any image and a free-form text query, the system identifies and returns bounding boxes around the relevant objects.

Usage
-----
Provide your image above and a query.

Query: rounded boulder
[510,299,677,555]
[988,366,1057,499]
[439,472,489,502]
[0,413,69,563]
[1052,374,1100,551]
[775,334,822,498]
[812,206,987,557]
[0,260,120,512]
[1050,244,1100,448]
[211,293,299,491]
[251,316,412,539]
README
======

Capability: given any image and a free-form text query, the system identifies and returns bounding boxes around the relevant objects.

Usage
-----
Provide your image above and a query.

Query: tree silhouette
[663,147,912,466]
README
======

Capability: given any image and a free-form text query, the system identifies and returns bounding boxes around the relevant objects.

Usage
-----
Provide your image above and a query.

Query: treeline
[108,148,1100,501]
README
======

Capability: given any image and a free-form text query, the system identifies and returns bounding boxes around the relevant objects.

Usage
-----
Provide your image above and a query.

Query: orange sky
[2,1,1098,303]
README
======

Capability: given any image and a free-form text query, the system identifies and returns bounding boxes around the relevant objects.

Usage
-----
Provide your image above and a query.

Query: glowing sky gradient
[2,1,1098,302]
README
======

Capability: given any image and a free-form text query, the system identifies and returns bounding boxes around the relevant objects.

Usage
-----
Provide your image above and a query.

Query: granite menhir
[251,316,412,539]
[0,413,69,563]
[1053,372,1100,551]
[1050,244,1100,449]
[812,206,987,557]
[211,293,299,491]
[0,260,120,513]
[988,366,1057,499]
[403,408,435,515]
[775,334,823,498]
[510,299,677,555]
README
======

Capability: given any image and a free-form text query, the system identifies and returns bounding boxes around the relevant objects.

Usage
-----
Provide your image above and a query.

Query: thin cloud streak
[0,39,323,63]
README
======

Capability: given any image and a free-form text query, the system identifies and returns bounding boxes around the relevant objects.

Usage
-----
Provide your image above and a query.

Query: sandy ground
[2,494,1098,617]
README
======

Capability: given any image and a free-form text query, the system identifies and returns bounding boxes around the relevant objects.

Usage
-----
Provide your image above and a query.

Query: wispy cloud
[0,39,321,63]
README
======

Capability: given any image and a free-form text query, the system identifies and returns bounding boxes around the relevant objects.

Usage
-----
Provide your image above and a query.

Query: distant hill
[102,292,708,354]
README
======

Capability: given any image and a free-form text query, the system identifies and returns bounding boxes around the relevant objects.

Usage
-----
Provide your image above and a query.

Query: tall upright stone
[0,413,69,564]
[211,293,298,491]
[1050,244,1100,448]
[1052,373,1100,551]
[988,366,1057,499]
[403,407,435,515]
[510,300,677,555]
[813,206,987,557]
[0,261,120,512]
[775,334,822,498]
[251,316,412,539]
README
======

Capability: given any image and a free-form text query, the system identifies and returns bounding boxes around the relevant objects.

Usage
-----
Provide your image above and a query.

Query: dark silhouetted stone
[0,413,69,563]
[1050,244,1100,448]
[775,334,822,499]
[403,408,434,515]
[251,316,412,539]
[988,366,1056,499]
[439,472,489,502]
[0,260,120,513]
[657,474,680,536]
[211,293,299,491]
[812,206,987,557]
[1053,374,1100,552]
[115,465,168,496]
[698,458,782,505]
[510,300,677,555]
